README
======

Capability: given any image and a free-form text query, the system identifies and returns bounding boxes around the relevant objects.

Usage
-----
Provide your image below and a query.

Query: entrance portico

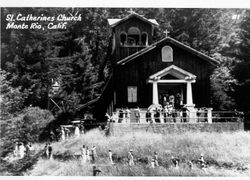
[148,65,197,121]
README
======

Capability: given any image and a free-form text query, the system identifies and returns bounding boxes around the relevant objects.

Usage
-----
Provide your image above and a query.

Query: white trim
[148,79,196,83]
[149,65,196,81]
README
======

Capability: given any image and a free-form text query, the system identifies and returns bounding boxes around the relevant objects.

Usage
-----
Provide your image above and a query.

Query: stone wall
[110,122,244,136]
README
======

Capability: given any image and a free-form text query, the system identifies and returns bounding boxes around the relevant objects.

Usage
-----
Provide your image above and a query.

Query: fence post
[207,108,213,123]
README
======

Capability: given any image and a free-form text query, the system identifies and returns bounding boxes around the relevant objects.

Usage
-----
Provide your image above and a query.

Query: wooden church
[86,12,219,122]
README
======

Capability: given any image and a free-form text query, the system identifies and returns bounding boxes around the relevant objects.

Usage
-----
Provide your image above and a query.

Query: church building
[89,12,219,122]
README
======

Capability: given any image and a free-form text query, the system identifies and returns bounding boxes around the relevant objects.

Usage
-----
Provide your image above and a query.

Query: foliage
[48,37,102,116]
[232,9,250,111]
[0,70,29,118]
[210,55,237,110]
[0,107,54,157]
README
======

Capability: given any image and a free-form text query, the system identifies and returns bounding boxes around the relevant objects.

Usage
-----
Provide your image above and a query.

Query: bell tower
[107,12,159,62]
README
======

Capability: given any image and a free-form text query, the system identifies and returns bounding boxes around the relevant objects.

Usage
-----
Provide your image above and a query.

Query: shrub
[0,107,54,157]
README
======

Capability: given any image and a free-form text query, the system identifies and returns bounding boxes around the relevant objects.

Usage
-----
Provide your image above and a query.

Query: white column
[152,81,159,105]
[186,81,193,106]
[207,108,213,123]
[186,81,196,123]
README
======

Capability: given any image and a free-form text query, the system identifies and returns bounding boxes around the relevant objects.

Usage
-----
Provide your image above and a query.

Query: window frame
[127,86,137,103]
[162,45,173,62]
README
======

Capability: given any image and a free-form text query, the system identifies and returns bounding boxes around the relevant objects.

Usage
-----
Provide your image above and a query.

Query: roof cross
[128,8,135,14]
[163,29,170,37]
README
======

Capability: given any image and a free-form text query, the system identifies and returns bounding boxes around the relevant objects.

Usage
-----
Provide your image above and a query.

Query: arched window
[141,32,148,46]
[120,32,127,45]
[127,27,140,46]
[162,46,173,62]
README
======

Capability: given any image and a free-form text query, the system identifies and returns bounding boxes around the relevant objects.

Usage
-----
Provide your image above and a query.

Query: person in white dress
[125,107,130,123]
[80,145,87,163]
[108,150,114,165]
[128,150,135,166]
[86,146,91,162]
[60,127,65,141]
[19,142,26,158]
[151,157,155,169]
[13,142,19,157]
[74,125,80,138]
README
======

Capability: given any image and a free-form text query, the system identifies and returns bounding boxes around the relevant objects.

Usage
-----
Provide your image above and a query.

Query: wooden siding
[113,17,153,62]
[114,41,215,108]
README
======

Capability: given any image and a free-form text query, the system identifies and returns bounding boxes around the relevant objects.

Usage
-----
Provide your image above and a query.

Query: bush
[0,107,54,157]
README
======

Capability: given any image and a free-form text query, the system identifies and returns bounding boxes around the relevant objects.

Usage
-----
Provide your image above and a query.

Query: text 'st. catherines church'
[85,12,219,121]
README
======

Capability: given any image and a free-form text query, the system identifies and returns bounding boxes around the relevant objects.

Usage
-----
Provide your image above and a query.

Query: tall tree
[232,9,250,111]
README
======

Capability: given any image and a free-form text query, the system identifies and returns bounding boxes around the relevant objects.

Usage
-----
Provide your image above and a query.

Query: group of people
[80,145,97,164]
[13,142,33,158]
[49,124,86,142]
[108,149,206,170]
[109,104,188,124]
[108,149,135,166]
[117,107,141,123]
[146,103,186,123]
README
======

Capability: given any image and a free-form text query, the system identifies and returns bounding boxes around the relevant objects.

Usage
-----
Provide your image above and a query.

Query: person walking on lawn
[128,150,135,166]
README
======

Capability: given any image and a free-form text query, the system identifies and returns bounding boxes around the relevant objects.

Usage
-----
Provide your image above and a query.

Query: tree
[0,70,29,118]
[48,37,102,116]
[231,9,250,111]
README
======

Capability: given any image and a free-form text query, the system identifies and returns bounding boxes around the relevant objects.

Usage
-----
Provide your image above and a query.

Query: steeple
[107,12,159,61]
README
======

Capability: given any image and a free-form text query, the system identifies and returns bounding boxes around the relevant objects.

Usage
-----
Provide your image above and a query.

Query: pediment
[149,65,196,80]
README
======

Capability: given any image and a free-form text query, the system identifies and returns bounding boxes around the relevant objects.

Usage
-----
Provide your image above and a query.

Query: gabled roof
[117,37,220,66]
[149,65,197,81]
[107,12,159,27]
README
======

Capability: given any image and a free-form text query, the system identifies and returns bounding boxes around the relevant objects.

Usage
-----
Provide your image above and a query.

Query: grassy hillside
[26,129,250,176]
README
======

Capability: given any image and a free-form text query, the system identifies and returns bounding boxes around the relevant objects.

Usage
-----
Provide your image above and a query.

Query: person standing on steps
[118,109,124,123]
[125,107,130,123]
[154,108,160,123]
[135,107,141,123]
[128,150,135,166]
[146,109,152,123]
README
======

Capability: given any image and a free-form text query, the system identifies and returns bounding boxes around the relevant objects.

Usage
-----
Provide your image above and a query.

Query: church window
[141,32,148,46]
[127,86,137,103]
[162,46,173,62]
[127,27,140,46]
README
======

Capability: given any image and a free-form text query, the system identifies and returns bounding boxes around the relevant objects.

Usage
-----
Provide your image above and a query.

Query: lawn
[25,129,250,176]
